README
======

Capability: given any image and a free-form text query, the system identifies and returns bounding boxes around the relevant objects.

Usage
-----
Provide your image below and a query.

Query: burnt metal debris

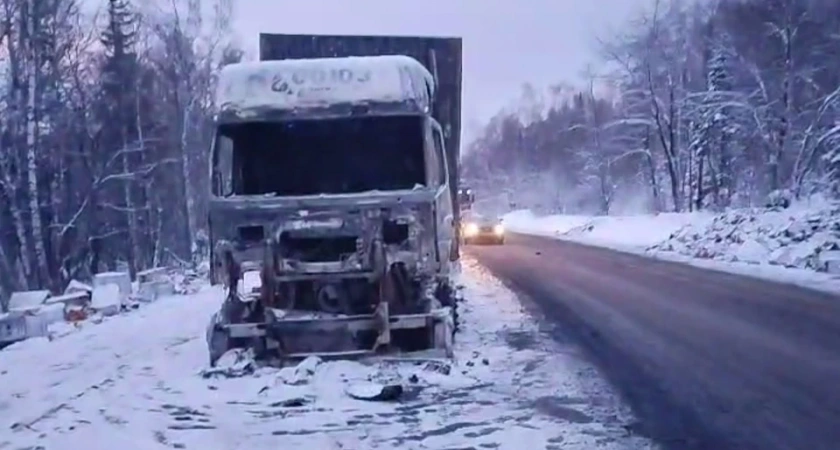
[204,34,463,366]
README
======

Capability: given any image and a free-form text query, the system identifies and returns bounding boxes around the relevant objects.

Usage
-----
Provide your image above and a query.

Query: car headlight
[463,223,479,237]
[493,224,504,235]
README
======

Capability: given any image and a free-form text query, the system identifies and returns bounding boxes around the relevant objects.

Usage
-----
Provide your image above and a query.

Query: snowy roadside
[0,257,654,450]
[502,200,840,294]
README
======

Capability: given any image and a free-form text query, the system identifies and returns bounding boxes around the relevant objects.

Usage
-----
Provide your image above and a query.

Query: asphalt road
[468,232,840,450]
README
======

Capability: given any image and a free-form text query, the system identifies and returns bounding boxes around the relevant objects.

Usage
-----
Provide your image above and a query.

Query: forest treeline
[0,0,241,303]
[464,0,840,216]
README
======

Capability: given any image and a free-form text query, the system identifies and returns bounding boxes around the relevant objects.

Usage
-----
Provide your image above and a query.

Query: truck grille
[280,236,358,262]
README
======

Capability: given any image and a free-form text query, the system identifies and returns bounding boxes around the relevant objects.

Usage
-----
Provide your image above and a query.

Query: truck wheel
[434,281,459,338]
[206,308,244,367]
[450,237,460,261]
[207,321,230,367]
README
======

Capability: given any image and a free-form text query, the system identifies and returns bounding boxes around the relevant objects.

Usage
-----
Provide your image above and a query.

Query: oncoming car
[461,214,505,245]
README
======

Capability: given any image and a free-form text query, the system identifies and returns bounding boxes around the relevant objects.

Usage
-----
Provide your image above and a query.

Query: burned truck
[205,34,464,365]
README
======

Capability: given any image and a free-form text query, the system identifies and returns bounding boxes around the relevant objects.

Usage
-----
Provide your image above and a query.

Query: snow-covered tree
[465,0,840,215]
[0,0,240,306]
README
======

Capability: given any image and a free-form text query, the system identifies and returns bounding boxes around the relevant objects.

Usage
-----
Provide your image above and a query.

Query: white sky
[80,0,652,141]
[232,0,653,141]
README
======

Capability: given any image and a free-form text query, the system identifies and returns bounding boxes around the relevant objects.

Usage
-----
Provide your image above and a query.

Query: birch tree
[0,0,239,300]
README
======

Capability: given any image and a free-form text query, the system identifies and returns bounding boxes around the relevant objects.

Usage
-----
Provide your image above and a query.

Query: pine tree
[708,30,733,208]
[97,0,143,278]
[100,0,138,113]
[691,25,739,210]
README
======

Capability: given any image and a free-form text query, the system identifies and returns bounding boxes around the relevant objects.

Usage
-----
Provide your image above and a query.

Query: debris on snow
[274,356,322,385]
[423,360,452,375]
[44,291,89,309]
[345,382,404,402]
[766,188,794,209]
[137,279,176,303]
[0,302,65,343]
[35,303,65,326]
[8,290,50,313]
[169,268,205,295]
[64,280,92,296]
[22,313,50,339]
[137,268,176,303]
[93,272,131,307]
[271,397,312,408]
[201,348,257,378]
[138,267,168,283]
[90,283,121,317]
[0,264,207,351]
[0,313,27,346]
[47,321,82,339]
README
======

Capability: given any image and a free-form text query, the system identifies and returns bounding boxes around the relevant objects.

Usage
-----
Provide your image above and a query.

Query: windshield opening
[214,115,426,196]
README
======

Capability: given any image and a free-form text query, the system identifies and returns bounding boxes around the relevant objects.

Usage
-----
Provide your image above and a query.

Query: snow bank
[503,209,711,250]
[563,213,713,249]
[651,200,840,271]
[504,198,840,292]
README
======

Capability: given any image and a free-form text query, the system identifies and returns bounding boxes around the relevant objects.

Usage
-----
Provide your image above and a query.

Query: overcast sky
[233,1,651,139]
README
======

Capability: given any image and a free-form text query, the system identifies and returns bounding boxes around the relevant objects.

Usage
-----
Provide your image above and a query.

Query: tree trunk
[25,49,50,289]
[180,99,199,263]
[121,138,141,280]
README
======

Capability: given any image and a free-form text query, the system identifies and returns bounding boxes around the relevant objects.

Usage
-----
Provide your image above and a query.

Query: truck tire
[434,281,459,338]
[206,313,231,367]
[450,236,460,261]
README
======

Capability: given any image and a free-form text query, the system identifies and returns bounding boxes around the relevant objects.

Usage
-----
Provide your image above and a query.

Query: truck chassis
[207,240,456,366]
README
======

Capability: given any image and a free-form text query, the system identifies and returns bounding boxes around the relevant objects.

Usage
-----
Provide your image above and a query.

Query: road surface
[468,232,840,450]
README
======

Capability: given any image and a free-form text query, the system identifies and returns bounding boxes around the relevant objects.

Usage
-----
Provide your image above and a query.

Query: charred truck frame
[205,34,464,365]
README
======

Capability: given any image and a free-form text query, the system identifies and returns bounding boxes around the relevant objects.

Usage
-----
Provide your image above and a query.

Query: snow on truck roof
[215,55,435,119]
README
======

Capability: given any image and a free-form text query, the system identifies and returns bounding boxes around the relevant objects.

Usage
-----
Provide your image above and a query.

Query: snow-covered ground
[503,210,709,250]
[502,197,840,293]
[0,257,654,450]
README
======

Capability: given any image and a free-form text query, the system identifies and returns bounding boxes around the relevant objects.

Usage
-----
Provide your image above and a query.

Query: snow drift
[650,200,840,271]
[503,210,712,250]
[504,197,840,278]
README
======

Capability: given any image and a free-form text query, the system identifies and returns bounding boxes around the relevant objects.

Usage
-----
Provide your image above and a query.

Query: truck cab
[209,55,455,291]
[204,36,463,364]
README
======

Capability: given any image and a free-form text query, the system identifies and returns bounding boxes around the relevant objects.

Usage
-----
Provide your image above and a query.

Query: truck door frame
[428,119,455,268]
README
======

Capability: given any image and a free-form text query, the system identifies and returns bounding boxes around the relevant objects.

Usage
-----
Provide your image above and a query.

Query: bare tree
[468,0,840,216]
[0,0,239,300]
